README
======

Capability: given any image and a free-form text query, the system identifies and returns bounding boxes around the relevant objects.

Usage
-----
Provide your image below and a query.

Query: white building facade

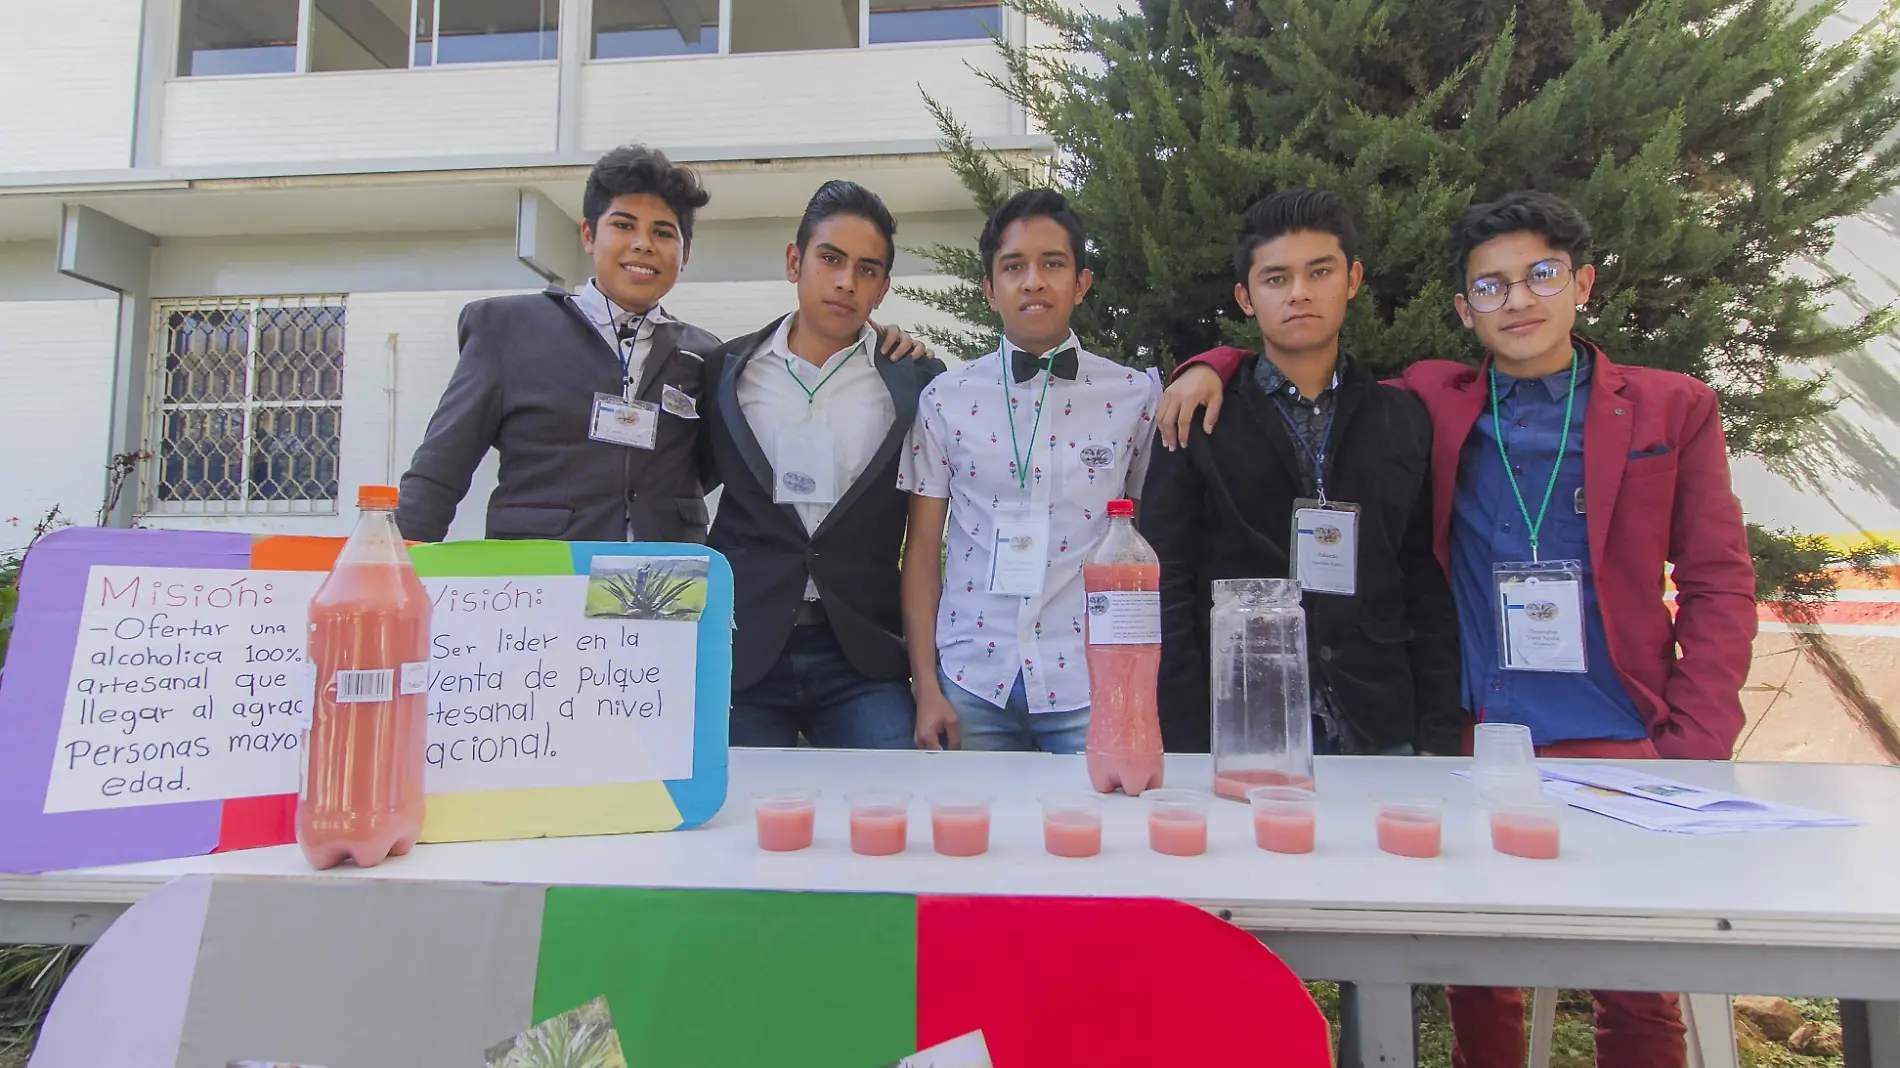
[0,0,1051,547]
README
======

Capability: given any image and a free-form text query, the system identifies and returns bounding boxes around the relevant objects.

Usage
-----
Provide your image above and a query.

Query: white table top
[14,750,1900,947]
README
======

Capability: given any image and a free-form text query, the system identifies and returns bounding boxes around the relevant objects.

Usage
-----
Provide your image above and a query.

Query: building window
[593,0,718,59]
[730,0,857,54]
[415,0,560,66]
[868,0,1000,44]
[178,0,558,76]
[177,0,300,76]
[145,297,346,517]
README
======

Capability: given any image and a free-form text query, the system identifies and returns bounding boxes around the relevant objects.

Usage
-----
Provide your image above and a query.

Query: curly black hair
[1233,188,1359,284]
[582,144,713,248]
[1451,191,1592,290]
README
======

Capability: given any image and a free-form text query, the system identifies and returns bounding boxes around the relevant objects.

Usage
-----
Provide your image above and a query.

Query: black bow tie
[614,316,645,343]
[1012,345,1079,383]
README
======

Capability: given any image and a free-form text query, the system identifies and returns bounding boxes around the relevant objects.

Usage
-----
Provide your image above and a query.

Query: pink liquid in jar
[1490,811,1561,859]
[1254,809,1317,854]
[932,807,991,857]
[850,807,909,856]
[1148,808,1208,857]
[1043,811,1103,858]
[756,803,816,852]
[1215,767,1315,803]
[1376,810,1443,859]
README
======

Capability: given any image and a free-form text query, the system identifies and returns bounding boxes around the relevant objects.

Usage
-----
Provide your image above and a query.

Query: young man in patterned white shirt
[899,190,1161,753]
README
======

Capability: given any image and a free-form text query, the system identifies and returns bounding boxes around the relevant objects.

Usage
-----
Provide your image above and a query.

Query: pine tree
[905,0,1900,596]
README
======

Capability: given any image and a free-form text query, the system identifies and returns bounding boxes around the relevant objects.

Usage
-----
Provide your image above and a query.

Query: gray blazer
[396,287,723,544]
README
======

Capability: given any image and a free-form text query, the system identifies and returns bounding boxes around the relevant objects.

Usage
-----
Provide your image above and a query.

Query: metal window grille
[142,296,346,518]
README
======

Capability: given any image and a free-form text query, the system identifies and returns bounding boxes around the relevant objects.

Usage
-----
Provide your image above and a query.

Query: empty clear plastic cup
[1472,722,1537,768]
[1375,796,1445,858]
[1247,785,1318,854]
[928,792,995,857]
[845,790,912,856]
[753,789,819,852]
[1144,788,1212,857]
[1039,792,1105,858]
[1489,795,1565,860]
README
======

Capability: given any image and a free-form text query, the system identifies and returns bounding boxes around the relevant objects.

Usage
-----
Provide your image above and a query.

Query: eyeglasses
[1465,259,1572,313]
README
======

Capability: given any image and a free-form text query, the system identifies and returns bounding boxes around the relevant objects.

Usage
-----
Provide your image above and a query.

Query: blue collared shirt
[1448,354,1648,744]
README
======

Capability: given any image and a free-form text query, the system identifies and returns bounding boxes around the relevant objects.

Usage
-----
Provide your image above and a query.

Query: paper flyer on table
[1452,769,1859,834]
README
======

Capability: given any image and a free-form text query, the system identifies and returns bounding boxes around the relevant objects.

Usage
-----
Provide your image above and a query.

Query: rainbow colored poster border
[0,528,733,874]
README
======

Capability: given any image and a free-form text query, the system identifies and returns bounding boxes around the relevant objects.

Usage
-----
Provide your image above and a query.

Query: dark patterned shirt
[1254,354,1343,497]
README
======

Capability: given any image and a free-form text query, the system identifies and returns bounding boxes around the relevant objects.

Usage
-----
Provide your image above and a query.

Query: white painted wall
[132,275,965,541]
[158,65,560,166]
[0,300,120,550]
[579,44,1011,150]
[0,0,140,172]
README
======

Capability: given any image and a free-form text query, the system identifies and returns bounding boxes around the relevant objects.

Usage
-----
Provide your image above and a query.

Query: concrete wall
[159,64,561,166]
[578,42,1011,149]
[0,0,141,171]
[0,300,121,550]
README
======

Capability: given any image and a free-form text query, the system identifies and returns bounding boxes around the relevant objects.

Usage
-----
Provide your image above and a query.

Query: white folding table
[4,749,1898,1067]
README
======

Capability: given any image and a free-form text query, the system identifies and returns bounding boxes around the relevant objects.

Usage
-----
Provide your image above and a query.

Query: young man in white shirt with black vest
[706,182,947,748]
[899,190,1161,753]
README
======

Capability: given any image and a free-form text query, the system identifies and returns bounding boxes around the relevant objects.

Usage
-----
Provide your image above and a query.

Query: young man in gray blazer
[396,144,929,545]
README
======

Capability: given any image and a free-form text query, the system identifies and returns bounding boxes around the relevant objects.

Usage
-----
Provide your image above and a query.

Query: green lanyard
[1001,347,1060,492]
[1490,351,1578,563]
[781,338,862,405]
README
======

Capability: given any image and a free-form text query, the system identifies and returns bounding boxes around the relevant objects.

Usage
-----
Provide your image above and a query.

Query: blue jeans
[730,625,916,749]
[939,669,1090,754]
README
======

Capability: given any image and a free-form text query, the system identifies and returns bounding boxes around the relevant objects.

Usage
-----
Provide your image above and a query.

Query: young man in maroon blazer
[1160,191,1757,1068]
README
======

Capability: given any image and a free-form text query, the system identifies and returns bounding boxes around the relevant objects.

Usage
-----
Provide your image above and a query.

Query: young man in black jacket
[705,182,945,748]
[1139,189,1462,756]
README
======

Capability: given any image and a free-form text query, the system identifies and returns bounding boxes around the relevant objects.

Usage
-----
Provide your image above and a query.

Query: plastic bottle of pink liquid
[298,485,431,870]
[1083,499,1165,796]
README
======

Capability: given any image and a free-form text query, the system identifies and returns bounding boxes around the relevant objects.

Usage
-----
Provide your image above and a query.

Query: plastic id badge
[589,392,659,450]
[1494,560,1587,673]
[773,419,838,505]
[988,506,1049,597]
[1289,498,1358,596]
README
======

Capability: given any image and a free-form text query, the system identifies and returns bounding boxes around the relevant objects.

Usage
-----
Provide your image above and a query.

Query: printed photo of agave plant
[583,556,709,622]
[484,996,628,1068]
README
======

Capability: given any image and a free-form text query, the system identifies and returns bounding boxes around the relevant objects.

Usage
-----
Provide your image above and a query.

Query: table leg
[1843,1000,1900,1068]
[1338,981,1417,1068]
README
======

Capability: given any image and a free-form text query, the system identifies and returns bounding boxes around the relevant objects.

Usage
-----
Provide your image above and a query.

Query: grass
[1309,984,1845,1068]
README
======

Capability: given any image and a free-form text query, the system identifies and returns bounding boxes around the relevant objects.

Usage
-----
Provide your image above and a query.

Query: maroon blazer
[1181,340,1757,758]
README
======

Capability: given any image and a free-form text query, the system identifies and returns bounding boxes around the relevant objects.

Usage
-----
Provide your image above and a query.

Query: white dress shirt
[737,315,895,598]
[898,334,1161,713]
[569,278,678,394]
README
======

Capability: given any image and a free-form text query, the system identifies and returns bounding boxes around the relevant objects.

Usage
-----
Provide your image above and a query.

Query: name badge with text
[1290,499,1359,596]
[1495,560,1587,673]
[588,392,659,450]
[773,419,838,505]
[988,507,1049,597]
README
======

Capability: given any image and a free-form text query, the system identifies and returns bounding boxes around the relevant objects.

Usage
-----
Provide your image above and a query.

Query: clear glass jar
[1210,578,1313,800]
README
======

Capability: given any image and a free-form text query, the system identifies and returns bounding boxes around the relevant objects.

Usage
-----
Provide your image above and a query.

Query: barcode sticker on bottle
[334,668,394,704]
[401,661,430,696]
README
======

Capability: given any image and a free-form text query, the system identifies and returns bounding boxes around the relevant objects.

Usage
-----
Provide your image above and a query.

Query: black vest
[705,317,945,690]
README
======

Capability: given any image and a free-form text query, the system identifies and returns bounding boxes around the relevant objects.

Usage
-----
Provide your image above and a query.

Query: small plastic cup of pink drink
[929,792,995,857]
[1039,792,1105,858]
[1144,789,1211,857]
[753,789,819,852]
[1489,796,1564,860]
[1248,785,1318,854]
[845,791,912,856]
[1375,796,1444,858]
